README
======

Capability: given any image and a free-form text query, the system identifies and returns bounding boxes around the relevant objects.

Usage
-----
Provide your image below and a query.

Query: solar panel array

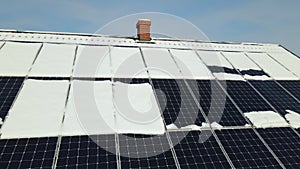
[0,30,299,169]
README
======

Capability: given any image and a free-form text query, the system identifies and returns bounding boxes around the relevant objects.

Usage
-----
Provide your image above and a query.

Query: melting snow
[285,110,300,128]
[166,123,178,130]
[244,111,289,128]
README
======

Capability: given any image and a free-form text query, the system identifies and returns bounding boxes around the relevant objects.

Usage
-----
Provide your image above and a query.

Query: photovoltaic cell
[257,128,300,169]
[0,137,57,169]
[0,77,24,123]
[215,129,282,168]
[119,134,177,169]
[250,80,300,116]
[187,80,248,126]
[224,80,274,113]
[277,80,300,101]
[56,135,117,169]
[170,130,231,168]
[151,79,203,127]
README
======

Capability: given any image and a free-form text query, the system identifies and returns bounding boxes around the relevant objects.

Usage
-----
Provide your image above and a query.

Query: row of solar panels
[0,41,300,80]
[0,76,300,168]
[0,127,299,168]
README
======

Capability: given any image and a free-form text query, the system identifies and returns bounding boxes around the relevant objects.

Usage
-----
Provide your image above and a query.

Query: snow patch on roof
[244,111,289,128]
[285,110,300,128]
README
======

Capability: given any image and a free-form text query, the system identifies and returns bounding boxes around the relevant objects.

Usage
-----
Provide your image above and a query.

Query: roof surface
[0,29,299,168]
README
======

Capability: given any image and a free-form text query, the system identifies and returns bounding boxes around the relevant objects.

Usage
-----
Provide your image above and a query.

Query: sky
[1,0,299,55]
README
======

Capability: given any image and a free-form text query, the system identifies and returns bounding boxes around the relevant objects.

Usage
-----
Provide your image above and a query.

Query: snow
[114,82,165,134]
[243,74,271,80]
[214,72,245,81]
[63,80,165,136]
[0,42,41,76]
[29,43,76,77]
[247,52,299,80]
[166,123,178,130]
[1,80,69,139]
[111,47,148,78]
[181,124,202,130]
[170,49,214,79]
[142,48,182,79]
[285,110,300,128]
[222,52,261,70]
[197,50,233,69]
[244,111,289,128]
[73,45,111,78]
[210,122,223,130]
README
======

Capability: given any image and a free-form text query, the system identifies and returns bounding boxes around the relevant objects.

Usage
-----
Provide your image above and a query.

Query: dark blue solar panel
[278,80,300,101]
[0,77,24,125]
[56,135,117,169]
[0,137,57,169]
[257,128,300,169]
[151,79,203,127]
[215,129,282,168]
[250,80,300,116]
[170,130,231,169]
[119,134,177,169]
[225,80,274,113]
[187,80,248,126]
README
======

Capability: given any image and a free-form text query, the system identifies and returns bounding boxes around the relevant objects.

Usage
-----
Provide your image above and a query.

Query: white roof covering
[268,50,300,78]
[246,53,299,80]
[29,43,76,77]
[284,110,300,128]
[244,111,289,128]
[0,42,41,76]
[111,47,148,78]
[170,49,213,79]
[197,50,233,68]
[142,48,182,79]
[1,80,69,139]
[73,45,111,78]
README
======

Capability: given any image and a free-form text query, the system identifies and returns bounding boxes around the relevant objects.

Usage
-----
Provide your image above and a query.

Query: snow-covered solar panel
[197,51,244,80]
[142,48,182,79]
[268,50,300,78]
[73,45,111,78]
[29,43,76,77]
[246,52,299,80]
[257,128,300,168]
[0,42,41,76]
[1,80,69,138]
[222,52,271,80]
[111,47,148,78]
[215,129,282,168]
[170,49,213,79]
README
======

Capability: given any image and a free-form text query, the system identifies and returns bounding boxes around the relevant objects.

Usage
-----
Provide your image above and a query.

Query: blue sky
[1,0,300,55]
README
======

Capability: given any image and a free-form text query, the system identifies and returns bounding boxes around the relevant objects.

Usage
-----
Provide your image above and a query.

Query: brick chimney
[136,19,151,41]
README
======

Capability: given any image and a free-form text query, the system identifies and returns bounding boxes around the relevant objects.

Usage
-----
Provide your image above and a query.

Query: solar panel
[0,137,57,168]
[215,129,282,168]
[249,80,300,116]
[56,135,117,169]
[187,80,248,126]
[257,127,300,168]
[224,80,274,113]
[0,77,24,125]
[119,134,177,169]
[169,130,231,168]
[151,79,203,128]
[277,80,300,101]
